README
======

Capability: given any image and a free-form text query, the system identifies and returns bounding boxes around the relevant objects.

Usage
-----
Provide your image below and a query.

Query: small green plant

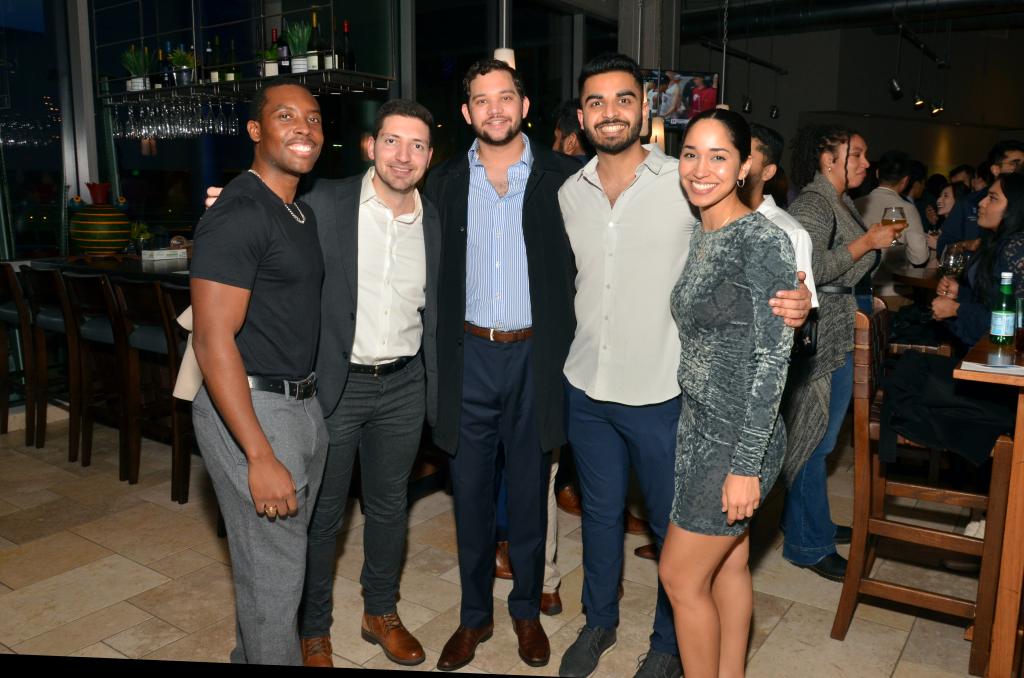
[169,48,195,69]
[130,221,151,240]
[285,21,311,55]
[257,47,277,61]
[120,46,153,77]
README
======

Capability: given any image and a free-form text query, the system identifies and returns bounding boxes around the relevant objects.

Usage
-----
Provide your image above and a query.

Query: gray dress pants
[193,385,328,666]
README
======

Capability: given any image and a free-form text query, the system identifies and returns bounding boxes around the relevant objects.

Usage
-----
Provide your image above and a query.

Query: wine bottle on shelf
[143,45,152,88]
[224,40,238,81]
[308,11,323,70]
[322,17,336,69]
[153,48,164,88]
[202,40,213,82]
[276,19,292,74]
[162,41,175,87]
[341,19,356,71]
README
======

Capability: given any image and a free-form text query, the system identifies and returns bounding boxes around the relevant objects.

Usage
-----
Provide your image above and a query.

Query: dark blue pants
[450,333,550,626]
[565,380,680,656]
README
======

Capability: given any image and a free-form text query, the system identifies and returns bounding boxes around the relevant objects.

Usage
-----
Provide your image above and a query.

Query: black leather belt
[819,284,873,296]
[247,373,317,400]
[349,354,417,377]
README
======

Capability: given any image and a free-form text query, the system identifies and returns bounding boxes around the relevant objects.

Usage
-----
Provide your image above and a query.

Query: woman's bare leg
[711,530,752,678]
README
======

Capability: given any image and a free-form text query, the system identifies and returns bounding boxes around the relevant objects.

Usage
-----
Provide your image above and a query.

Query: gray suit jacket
[301,173,440,424]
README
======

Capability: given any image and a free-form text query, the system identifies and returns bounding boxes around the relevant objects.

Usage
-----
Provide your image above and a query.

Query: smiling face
[247,84,323,176]
[678,118,751,211]
[936,185,956,216]
[461,69,529,146]
[978,179,1008,230]
[578,70,646,156]
[994,150,1024,178]
[366,114,432,194]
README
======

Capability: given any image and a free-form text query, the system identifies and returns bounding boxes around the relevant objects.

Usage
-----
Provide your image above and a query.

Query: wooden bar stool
[831,297,1012,676]
[0,264,37,446]
[160,281,194,503]
[21,267,79,458]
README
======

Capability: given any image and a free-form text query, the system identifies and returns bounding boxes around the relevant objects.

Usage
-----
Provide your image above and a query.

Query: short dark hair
[553,98,593,155]
[949,163,974,181]
[685,108,751,163]
[463,58,525,102]
[373,99,435,146]
[925,173,949,197]
[749,123,784,168]
[987,139,1024,168]
[908,160,927,185]
[977,160,995,186]
[875,150,913,184]
[250,78,313,122]
[577,53,644,96]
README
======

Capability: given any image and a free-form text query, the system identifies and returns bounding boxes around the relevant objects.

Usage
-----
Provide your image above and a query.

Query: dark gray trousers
[300,356,426,636]
[193,385,328,666]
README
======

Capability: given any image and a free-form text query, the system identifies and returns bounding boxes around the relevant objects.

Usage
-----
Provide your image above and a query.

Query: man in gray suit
[207,98,440,668]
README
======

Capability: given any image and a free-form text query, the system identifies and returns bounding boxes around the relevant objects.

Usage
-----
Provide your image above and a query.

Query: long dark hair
[970,173,1024,305]
[789,124,854,191]
[684,108,751,163]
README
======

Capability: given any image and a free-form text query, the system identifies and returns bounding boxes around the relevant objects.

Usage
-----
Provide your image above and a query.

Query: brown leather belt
[464,322,533,343]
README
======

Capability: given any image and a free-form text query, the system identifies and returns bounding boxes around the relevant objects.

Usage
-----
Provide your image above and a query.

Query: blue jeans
[782,294,873,565]
[566,380,679,656]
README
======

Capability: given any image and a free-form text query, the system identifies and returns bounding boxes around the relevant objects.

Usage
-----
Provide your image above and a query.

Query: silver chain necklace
[247,169,306,224]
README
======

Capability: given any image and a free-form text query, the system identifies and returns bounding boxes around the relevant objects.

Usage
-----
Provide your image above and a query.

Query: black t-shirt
[190,171,324,380]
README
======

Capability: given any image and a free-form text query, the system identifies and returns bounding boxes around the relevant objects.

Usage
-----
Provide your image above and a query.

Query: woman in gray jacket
[780,125,899,581]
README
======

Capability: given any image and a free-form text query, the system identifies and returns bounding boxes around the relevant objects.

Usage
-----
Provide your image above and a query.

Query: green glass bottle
[990,271,1015,346]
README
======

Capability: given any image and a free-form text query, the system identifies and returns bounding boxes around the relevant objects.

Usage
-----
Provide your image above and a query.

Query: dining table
[953,339,1024,677]
[891,264,941,291]
[29,254,190,283]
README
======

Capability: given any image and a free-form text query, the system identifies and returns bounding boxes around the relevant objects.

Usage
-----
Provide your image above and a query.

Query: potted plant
[258,48,278,77]
[121,45,152,91]
[169,48,196,86]
[285,21,311,73]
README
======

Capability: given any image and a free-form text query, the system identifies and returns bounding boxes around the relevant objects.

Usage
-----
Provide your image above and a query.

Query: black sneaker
[633,650,683,678]
[833,525,852,545]
[558,626,616,678]
[800,552,847,582]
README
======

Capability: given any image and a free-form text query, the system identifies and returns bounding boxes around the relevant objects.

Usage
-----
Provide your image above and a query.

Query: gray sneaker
[633,650,683,678]
[558,625,617,678]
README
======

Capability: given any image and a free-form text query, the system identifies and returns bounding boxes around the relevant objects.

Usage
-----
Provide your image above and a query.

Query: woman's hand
[865,221,900,250]
[721,473,761,525]
[931,296,960,320]
[936,276,959,299]
[926,232,939,251]
[925,205,939,226]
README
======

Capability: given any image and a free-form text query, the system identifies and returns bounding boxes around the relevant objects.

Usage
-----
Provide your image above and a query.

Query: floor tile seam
[10,600,156,652]
[98,639,128,658]
[888,617,918,678]
[137,612,235,659]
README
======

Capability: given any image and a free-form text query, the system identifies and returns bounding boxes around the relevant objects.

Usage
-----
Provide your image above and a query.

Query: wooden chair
[61,272,127,473]
[831,296,1012,676]
[0,264,36,445]
[21,267,79,457]
[160,281,194,503]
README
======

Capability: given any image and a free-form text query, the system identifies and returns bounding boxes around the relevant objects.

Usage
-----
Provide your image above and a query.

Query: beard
[473,116,523,146]
[584,117,643,155]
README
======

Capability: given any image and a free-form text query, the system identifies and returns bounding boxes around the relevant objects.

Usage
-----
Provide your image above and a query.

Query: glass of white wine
[882,206,908,248]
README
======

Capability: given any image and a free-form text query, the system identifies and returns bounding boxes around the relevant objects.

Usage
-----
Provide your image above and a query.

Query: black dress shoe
[799,553,847,582]
[833,525,852,545]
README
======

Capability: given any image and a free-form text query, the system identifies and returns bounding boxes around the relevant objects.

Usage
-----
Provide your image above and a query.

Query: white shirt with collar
[855,185,930,295]
[351,167,427,366]
[756,194,819,308]
[559,144,697,406]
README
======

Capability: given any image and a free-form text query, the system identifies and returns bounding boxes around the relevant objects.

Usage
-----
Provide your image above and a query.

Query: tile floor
[0,416,980,676]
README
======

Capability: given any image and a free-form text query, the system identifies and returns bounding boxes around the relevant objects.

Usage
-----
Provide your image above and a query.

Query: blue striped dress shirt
[464,135,534,331]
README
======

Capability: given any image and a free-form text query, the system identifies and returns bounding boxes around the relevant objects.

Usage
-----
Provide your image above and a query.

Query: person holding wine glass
[932,173,1024,350]
[779,125,899,582]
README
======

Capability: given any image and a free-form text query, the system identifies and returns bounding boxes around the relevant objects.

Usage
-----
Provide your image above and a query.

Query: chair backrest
[61,272,129,349]
[853,296,890,403]
[111,278,165,328]
[159,282,191,371]
[0,263,32,327]
[22,267,69,315]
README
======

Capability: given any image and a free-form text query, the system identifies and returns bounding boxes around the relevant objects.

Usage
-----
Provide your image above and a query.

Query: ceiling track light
[889,23,904,100]
[913,92,925,109]
[930,99,944,116]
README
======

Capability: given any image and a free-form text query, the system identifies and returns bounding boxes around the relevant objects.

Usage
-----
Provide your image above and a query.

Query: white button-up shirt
[559,145,697,406]
[756,195,819,307]
[351,168,427,365]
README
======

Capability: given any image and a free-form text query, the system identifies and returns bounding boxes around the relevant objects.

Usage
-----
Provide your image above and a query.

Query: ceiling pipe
[680,0,1021,41]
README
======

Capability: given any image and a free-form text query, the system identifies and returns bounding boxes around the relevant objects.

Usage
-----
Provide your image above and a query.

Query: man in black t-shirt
[189,80,327,666]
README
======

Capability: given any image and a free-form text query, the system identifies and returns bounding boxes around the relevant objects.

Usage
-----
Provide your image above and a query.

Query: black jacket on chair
[300,174,441,424]
[423,141,579,455]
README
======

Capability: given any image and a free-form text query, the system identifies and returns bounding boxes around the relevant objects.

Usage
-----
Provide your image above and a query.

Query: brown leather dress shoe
[634,542,658,560]
[540,589,563,616]
[437,622,494,672]
[512,617,550,667]
[495,540,513,580]
[300,635,334,668]
[361,612,425,666]
[557,484,583,516]
[625,510,651,535]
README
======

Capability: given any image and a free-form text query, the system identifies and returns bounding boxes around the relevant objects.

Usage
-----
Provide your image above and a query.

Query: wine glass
[938,244,969,278]
[882,206,908,248]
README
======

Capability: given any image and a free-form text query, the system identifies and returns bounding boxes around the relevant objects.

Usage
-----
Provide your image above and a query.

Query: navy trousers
[450,332,550,626]
[566,380,680,656]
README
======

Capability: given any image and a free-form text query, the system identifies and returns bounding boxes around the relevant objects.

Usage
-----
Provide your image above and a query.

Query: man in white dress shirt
[742,123,819,308]
[855,150,930,296]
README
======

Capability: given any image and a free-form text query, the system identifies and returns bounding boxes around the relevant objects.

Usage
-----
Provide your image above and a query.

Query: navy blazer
[301,173,441,424]
[424,141,579,455]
